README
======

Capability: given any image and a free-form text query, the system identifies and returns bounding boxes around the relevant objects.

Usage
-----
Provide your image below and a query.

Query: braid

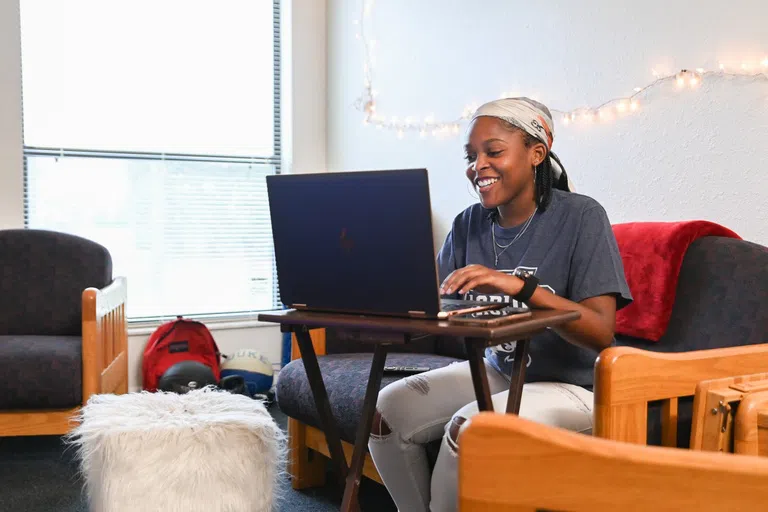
[535,156,554,211]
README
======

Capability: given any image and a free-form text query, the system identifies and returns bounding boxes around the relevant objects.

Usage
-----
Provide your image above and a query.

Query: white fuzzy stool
[67,388,285,512]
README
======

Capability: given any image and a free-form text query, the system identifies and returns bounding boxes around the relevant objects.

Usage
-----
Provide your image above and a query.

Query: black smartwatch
[513,269,539,304]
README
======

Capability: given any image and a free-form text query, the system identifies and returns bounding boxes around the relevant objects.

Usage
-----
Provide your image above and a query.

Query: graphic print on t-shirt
[463,266,555,368]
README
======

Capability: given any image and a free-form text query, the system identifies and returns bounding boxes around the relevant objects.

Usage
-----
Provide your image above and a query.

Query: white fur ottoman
[67,388,286,512]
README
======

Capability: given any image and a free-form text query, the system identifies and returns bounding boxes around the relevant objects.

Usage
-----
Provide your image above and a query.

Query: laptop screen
[266,169,442,317]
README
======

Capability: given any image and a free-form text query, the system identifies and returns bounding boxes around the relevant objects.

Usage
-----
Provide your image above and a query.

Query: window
[20,0,282,320]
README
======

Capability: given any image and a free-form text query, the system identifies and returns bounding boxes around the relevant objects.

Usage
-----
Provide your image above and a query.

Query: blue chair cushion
[276,353,462,445]
[0,335,82,409]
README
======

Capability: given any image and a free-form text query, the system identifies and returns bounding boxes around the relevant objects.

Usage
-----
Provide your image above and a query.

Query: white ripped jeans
[367,359,593,512]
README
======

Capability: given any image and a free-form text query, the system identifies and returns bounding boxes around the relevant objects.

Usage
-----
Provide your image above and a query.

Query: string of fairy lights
[352,0,768,139]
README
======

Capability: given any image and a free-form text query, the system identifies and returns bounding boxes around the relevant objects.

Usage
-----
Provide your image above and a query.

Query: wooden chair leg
[288,417,327,489]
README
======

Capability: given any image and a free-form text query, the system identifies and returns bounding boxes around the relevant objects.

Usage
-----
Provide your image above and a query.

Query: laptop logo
[340,228,354,253]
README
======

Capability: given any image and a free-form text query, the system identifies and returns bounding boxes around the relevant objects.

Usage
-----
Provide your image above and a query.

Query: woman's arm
[440,266,616,352]
[524,285,616,351]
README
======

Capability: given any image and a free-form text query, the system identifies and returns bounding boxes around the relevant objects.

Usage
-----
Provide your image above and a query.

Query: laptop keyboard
[440,298,491,311]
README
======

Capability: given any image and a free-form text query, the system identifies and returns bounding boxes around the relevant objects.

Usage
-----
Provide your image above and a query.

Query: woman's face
[464,117,543,209]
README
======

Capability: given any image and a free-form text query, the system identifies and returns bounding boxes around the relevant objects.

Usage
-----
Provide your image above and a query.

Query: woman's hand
[442,266,618,352]
[440,264,523,297]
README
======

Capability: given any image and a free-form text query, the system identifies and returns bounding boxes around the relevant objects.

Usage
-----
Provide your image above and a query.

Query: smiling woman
[367,97,634,512]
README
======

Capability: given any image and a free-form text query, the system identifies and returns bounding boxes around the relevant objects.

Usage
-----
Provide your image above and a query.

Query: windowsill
[127,313,284,337]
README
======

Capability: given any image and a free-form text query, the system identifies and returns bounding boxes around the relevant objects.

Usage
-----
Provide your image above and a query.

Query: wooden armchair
[595,235,768,447]
[594,344,768,447]
[0,229,128,436]
[459,412,768,511]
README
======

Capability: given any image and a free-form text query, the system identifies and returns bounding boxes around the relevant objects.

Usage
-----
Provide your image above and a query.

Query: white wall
[0,0,24,229]
[327,0,768,247]
[0,0,329,392]
[286,0,328,174]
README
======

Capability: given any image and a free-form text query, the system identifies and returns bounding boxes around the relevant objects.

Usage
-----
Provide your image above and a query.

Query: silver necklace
[491,207,537,266]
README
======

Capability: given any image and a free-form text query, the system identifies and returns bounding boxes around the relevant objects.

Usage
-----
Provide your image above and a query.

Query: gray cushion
[0,335,82,409]
[617,236,768,353]
[0,229,112,336]
[276,353,462,445]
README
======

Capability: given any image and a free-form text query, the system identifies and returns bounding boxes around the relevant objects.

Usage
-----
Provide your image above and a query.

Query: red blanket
[613,221,741,341]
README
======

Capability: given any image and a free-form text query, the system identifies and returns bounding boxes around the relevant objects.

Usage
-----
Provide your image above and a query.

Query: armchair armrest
[594,344,768,445]
[459,412,768,511]
[82,276,128,400]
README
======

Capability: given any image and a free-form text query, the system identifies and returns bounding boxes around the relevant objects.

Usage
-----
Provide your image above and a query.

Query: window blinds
[20,0,282,320]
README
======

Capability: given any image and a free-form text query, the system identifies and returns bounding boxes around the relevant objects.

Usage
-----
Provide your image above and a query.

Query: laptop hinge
[408,310,427,318]
[292,303,307,309]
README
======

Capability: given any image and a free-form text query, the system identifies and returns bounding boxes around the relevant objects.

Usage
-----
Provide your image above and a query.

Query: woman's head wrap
[471,97,573,191]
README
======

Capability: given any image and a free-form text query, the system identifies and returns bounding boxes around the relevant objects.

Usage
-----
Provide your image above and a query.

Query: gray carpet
[0,403,396,512]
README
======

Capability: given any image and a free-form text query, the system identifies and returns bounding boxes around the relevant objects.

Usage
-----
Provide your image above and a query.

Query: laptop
[265,169,505,319]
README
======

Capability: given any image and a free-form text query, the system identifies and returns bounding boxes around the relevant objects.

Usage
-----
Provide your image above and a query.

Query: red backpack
[142,317,221,392]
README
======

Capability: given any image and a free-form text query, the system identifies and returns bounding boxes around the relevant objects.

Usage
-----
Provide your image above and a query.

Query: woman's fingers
[457,275,492,295]
[441,267,477,294]
[441,266,492,295]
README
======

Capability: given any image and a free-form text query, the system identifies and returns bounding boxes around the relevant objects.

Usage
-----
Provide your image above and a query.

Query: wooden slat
[100,352,128,394]
[305,424,384,485]
[0,408,80,436]
[288,417,327,489]
[82,287,104,401]
[661,398,679,447]
[593,402,647,444]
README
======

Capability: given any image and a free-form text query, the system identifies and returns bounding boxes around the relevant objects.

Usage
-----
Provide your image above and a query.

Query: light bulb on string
[355,5,766,136]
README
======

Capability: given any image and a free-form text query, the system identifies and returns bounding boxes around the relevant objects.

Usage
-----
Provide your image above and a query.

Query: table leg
[505,339,531,414]
[465,338,493,411]
[340,344,389,512]
[294,327,349,488]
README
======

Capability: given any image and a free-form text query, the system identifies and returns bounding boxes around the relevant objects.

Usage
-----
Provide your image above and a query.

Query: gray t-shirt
[437,189,632,388]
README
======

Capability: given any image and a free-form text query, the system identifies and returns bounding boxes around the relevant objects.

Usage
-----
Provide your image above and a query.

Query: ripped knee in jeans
[370,408,392,438]
[446,416,467,453]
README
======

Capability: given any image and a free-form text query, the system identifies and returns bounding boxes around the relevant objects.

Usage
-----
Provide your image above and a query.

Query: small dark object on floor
[253,389,276,406]
[158,360,218,394]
